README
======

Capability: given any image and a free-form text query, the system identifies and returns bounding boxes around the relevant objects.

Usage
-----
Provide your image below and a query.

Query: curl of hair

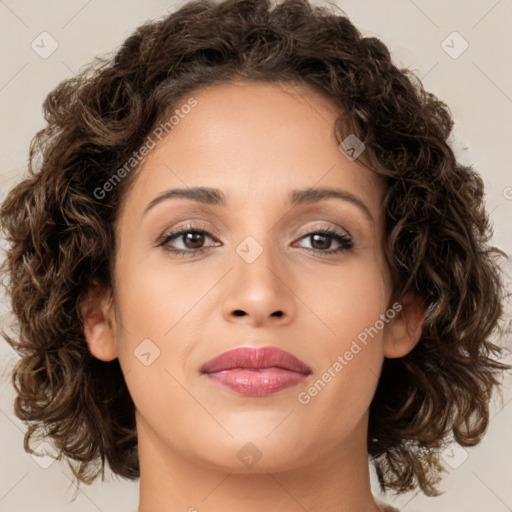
[1,0,509,496]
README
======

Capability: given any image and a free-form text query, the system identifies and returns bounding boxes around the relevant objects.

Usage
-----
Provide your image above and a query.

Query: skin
[82,80,426,512]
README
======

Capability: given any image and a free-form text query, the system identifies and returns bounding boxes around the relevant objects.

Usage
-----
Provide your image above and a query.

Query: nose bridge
[230,191,283,274]
[221,226,296,325]
[234,229,286,294]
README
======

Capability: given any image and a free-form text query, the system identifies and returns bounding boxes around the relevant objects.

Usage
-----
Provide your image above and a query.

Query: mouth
[200,346,312,397]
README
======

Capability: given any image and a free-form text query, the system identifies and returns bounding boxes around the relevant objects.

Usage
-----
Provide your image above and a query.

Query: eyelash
[157,223,353,257]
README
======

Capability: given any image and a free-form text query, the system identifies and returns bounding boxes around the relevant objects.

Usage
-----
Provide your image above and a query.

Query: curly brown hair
[1,0,509,498]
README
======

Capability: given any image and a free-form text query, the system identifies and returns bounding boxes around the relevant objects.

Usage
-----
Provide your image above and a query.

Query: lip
[200,346,312,397]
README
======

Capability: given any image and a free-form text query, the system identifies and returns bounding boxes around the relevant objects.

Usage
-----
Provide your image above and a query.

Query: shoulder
[377,503,401,512]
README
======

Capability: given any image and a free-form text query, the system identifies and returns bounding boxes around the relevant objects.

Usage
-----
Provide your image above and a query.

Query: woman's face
[90,80,418,474]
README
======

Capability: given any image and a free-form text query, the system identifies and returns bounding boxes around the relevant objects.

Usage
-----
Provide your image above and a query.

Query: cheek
[113,251,215,338]
[293,263,389,440]
[298,255,390,344]
[295,339,382,458]
[293,255,388,411]
[112,253,220,412]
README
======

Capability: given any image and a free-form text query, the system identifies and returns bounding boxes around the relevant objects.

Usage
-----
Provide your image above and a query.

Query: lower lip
[204,368,309,396]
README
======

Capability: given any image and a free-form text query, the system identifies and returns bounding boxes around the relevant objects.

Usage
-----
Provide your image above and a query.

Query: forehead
[120,80,384,219]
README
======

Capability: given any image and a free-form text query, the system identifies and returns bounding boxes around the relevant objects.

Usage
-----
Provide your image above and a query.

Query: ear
[80,286,118,361]
[383,292,427,358]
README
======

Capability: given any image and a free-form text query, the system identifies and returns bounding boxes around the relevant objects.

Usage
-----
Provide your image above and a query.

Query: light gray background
[1,1,511,511]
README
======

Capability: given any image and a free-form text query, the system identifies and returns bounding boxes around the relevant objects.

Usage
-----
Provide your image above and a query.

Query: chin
[188,433,316,474]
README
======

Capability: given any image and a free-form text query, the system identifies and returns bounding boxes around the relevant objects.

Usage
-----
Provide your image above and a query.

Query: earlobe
[80,286,118,362]
[383,292,427,359]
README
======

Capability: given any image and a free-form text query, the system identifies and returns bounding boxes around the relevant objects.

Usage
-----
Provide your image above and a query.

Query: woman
[1,0,508,510]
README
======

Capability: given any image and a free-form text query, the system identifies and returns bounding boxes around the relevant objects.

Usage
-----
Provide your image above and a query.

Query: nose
[221,239,296,328]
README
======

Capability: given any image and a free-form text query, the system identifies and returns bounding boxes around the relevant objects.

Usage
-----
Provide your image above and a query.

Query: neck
[136,411,380,512]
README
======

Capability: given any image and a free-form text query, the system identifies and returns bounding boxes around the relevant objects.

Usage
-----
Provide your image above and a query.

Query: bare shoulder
[377,503,401,512]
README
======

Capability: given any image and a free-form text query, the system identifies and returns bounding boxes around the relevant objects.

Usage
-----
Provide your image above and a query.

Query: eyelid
[294,221,352,239]
[159,220,351,244]
[158,220,216,240]
[157,220,354,257]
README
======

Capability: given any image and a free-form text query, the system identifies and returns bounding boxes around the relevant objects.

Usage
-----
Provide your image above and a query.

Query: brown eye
[293,228,353,254]
[157,224,219,257]
[310,233,332,250]
[179,231,206,249]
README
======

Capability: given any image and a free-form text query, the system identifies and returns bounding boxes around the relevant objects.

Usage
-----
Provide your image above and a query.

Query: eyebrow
[143,186,373,221]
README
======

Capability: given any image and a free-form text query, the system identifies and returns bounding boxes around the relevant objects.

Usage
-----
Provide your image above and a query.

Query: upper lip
[200,346,312,375]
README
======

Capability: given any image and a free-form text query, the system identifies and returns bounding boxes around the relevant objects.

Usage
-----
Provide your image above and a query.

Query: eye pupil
[311,234,330,250]
[184,232,205,249]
